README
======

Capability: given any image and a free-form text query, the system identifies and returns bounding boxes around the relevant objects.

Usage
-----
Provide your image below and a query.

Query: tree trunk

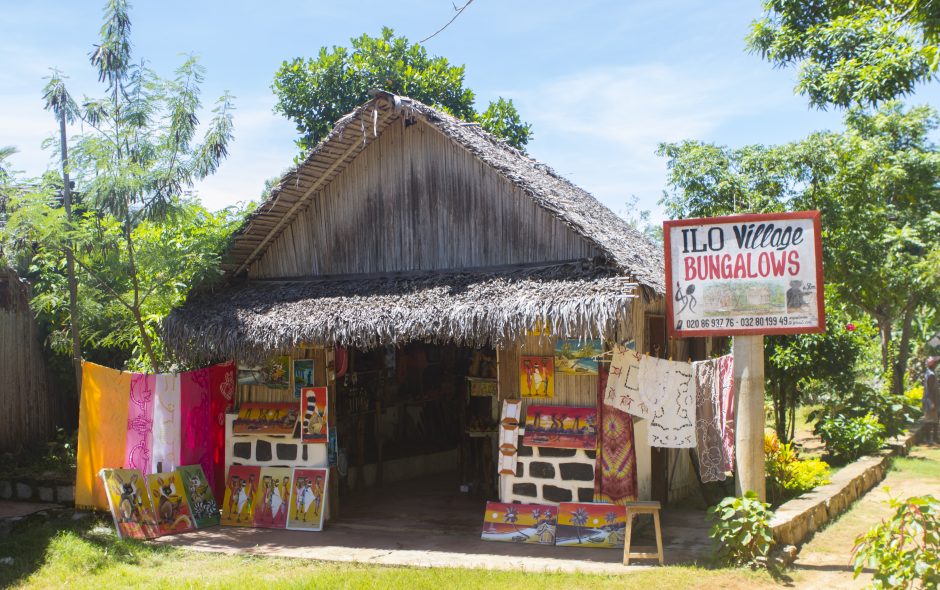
[58,112,83,391]
[123,217,160,372]
[893,302,918,396]
[878,318,893,374]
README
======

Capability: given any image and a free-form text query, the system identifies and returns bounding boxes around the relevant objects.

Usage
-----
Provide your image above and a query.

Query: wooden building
[165,92,713,517]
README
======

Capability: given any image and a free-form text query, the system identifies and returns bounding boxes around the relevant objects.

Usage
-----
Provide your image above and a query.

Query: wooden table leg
[622,510,634,565]
[653,509,664,565]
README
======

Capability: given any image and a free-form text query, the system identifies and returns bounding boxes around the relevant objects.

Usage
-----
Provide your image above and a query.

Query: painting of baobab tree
[480,501,557,545]
[523,405,597,450]
[554,502,626,548]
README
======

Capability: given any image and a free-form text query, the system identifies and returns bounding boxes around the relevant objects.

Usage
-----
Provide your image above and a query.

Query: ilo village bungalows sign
[664,211,824,337]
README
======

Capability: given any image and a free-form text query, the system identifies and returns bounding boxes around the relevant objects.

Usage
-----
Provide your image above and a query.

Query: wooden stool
[622,501,664,565]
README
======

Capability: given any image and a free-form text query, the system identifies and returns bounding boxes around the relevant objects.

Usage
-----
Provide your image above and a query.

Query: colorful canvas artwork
[287,468,328,531]
[221,465,261,526]
[292,359,315,399]
[177,464,220,528]
[300,387,329,443]
[253,467,293,529]
[520,356,554,398]
[555,502,626,548]
[146,471,196,535]
[232,402,298,435]
[481,502,557,545]
[523,405,597,450]
[100,468,159,539]
[265,355,291,388]
[554,339,603,375]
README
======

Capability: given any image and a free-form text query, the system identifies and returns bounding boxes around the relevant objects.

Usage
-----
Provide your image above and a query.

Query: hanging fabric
[180,367,212,481]
[717,354,735,473]
[208,361,236,497]
[76,362,132,510]
[645,357,696,448]
[602,344,645,418]
[124,373,155,475]
[693,354,736,481]
[151,373,181,473]
[595,364,638,503]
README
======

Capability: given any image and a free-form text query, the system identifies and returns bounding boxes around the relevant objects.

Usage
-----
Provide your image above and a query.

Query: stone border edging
[0,477,74,505]
[769,419,927,549]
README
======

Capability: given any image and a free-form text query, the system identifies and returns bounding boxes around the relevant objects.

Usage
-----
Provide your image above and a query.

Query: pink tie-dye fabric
[125,373,155,475]
[180,368,212,479]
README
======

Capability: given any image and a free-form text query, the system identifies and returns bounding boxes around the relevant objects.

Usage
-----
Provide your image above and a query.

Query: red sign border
[663,210,825,338]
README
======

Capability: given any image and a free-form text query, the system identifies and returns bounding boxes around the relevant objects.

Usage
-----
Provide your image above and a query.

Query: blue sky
[3,0,939,222]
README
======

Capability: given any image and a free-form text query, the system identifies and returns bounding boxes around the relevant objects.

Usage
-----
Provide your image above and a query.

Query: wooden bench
[622,501,664,565]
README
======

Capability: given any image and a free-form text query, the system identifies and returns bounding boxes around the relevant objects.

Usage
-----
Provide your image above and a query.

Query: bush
[765,433,831,505]
[852,494,940,589]
[707,491,775,567]
[905,385,923,412]
[811,382,919,439]
[815,413,886,462]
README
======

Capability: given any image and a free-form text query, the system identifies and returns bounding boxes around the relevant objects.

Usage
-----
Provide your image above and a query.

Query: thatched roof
[165,260,638,363]
[222,91,665,293]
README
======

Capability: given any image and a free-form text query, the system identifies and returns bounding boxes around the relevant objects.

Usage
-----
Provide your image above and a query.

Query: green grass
[0,512,782,590]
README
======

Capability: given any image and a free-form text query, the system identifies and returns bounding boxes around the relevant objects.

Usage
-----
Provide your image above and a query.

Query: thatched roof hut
[165,92,664,362]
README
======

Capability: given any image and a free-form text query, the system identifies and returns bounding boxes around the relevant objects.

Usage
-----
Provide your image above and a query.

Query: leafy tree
[748,0,940,108]
[272,27,533,152]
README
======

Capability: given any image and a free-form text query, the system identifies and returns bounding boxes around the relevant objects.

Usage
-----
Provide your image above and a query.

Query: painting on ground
[555,502,626,548]
[519,356,554,398]
[287,468,328,531]
[221,465,261,526]
[554,339,602,375]
[146,471,196,535]
[253,467,293,528]
[481,502,557,545]
[100,468,159,539]
[522,405,598,450]
[301,387,328,443]
[232,402,298,435]
[292,359,315,399]
[177,464,220,528]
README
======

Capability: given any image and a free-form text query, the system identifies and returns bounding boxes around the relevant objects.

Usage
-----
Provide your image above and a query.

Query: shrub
[904,385,923,412]
[811,382,919,439]
[852,494,940,589]
[707,491,775,567]
[815,413,886,462]
[765,433,831,505]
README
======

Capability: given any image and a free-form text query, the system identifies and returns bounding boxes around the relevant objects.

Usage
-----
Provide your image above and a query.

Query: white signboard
[664,211,824,337]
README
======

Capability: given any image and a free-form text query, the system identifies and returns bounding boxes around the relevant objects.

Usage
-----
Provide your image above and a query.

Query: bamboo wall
[0,270,54,451]
[249,119,600,279]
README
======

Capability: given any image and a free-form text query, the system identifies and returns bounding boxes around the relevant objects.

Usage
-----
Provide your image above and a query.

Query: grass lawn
[0,513,783,590]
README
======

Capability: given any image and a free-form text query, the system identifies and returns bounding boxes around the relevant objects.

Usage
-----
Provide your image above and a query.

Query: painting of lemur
[286,467,328,531]
[220,465,261,526]
[178,464,221,528]
[146,471,195,535]
[100,468,159,539]
[253,467,292,528]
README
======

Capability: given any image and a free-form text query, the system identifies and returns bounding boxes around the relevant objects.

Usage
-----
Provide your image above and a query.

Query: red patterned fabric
[594,364,638,504]
[208,361,236,497]
[180,368,211,479]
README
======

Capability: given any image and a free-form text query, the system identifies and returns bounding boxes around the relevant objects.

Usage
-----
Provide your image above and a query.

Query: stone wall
[0,478,74,505]
[500,433,596,504]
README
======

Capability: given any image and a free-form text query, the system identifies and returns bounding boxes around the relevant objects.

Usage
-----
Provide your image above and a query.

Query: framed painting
[264,355,291,388]
[253,467,293,529]
[177,464,220,528]
[522,405,597,450]
[481,502,557,545]
[555,502,626,548]
[232,402,298,435]
[554,339,602,375]
[519,356,554,398]
[146,471,196,535]
[301,387,328,443]
[287,468,328,531]
[292,359,315,399]
[100,468,159,539]
[220,465,261,526]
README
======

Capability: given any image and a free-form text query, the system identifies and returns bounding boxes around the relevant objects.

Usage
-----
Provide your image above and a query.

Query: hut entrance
[335,343,497,527]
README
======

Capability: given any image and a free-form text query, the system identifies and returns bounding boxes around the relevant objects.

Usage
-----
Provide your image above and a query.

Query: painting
[301,387,329,443]
[221,465,261,526]
[232,402,298,435]
[146,471,196,535]
[554,339,603,375]
[253,467,293,529]
[177,464,220,528]
[100,468,159,539]
[555,502,626,548]
[264,355,291,388]
[292,359,315,399]
[519,356,554,398]
[287,468,328,531]
[523,405,597,450]
[481,502,557,545]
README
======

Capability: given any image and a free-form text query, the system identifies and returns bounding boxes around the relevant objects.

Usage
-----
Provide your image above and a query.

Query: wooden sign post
[664,211,825,501]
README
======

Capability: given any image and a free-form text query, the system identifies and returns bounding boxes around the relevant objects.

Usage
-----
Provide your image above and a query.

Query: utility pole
[733,335,765,501]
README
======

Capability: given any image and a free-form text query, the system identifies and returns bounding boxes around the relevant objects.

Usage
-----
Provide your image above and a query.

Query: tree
[272,28,533,152]
[659,103,940,396]
[747,0,940,108]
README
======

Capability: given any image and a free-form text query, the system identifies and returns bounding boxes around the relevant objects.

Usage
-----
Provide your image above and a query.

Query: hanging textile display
[693,354,735,482]
[125,373,155,475]
[719,355,736,473]
[151,373,182,473]
[76,362,132,510]
[180,367,212,485]
[645,357,696,448]
[497,400,522,475]
[595,364,637,504]
[602,344,644,418]
[207,361,236,497]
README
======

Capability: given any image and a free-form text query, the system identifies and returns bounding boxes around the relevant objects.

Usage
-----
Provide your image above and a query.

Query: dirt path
[789,443,940,589]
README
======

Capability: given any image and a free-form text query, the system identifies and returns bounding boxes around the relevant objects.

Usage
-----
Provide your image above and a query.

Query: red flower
[846,323,856,331]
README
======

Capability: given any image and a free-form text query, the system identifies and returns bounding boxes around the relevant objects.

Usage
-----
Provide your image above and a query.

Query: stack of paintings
[220,465,328,532]
[480,501,625,550]
[480,502,557,545]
